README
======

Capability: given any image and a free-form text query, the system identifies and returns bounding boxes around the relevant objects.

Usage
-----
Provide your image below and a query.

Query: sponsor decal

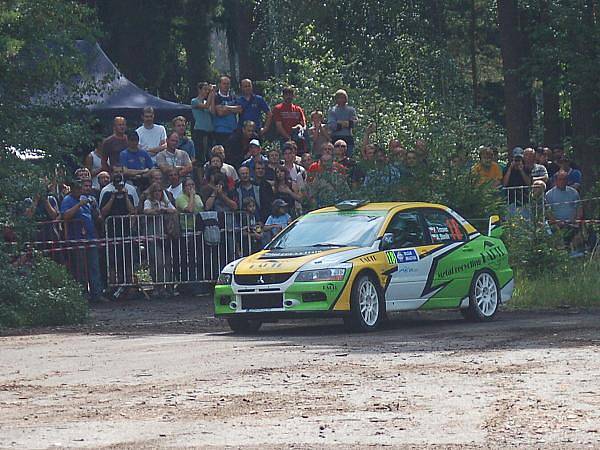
[438,258,483,278]
[396,267,417,274]
[385,249,419,264]
[436,245,507,278]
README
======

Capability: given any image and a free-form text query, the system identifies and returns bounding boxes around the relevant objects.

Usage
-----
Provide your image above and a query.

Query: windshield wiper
[310,243,346,247]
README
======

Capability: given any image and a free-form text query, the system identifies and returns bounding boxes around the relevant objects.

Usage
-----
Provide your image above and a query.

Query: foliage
[0,0,100,243]
[0,252,88,329]
[256,36,505,221]
[502,215,570,278]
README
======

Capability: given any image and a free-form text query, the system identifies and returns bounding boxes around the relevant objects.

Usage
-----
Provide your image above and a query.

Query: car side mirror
[380,233,394,250]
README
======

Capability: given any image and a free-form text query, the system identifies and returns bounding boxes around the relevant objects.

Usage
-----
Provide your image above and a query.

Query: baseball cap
[512,147,524,159]
[249,139,261,147]
[272,199,288,208]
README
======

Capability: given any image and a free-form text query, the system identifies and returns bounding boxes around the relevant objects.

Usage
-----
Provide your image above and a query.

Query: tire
[463,270,499,322]
[343,273,384,332]
[227,317,262,334]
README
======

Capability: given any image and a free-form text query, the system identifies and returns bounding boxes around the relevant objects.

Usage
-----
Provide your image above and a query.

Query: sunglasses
[334,144,347,147]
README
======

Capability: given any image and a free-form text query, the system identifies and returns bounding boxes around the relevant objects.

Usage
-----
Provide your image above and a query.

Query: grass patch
[509,258,600,309]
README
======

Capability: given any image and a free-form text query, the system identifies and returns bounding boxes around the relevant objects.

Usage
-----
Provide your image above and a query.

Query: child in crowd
[241,197,264,253]
[263,198,291,244]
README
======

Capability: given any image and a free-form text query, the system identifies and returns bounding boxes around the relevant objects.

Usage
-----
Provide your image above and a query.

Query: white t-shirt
[286,163,306,189]
[136,124,167,162]
[99,183,140,207]
[167,183,183,200]
[222,163,239,182]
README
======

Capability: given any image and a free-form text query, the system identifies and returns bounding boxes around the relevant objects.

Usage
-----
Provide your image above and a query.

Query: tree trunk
[470,0,479,108]
[542,80,561,148]
[235,2,259,81]
[570,0,600,187]
[497,0,531,150]
[183,0,215,99]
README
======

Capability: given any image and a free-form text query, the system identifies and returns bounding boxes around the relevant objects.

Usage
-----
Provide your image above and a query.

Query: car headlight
[296,268,346,282]
[216,273,232,285]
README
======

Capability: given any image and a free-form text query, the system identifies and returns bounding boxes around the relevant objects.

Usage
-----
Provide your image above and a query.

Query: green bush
[502,216,570,278]
[0,252,88,329]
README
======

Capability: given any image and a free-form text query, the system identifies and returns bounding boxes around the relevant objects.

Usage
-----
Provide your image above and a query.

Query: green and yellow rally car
[214,201,513,332]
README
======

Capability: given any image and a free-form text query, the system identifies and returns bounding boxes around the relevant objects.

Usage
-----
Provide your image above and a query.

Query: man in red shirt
[101,116,128,171]
[307,142,345,178]
[272,86,306,151]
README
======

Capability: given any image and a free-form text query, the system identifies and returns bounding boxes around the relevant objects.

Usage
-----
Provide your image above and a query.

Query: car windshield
[267,211,386,249]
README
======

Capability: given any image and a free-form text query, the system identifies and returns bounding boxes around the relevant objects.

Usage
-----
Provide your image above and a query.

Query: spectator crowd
[24,75,591,301]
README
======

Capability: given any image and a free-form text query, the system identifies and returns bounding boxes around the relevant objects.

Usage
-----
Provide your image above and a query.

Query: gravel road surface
[1,298,599,449]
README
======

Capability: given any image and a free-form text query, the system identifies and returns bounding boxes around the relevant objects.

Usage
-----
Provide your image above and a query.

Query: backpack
[198,211,221,246]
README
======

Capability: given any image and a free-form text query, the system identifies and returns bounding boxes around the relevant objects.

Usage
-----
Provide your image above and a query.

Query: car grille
[241,294,283,310]
[234,273,294,285]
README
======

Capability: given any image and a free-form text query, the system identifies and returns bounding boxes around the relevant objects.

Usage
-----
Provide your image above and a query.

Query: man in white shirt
[98,165,140,207]
[136,106,167,164]
[166,167,183,200]
[282,141,306,189]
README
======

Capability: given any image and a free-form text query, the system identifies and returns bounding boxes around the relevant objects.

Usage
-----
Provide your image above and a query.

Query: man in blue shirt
[237,79,272,135]
[119,130,154,189]
[211,75,242,145]
[60,180,107,302]
[172,115,197,161]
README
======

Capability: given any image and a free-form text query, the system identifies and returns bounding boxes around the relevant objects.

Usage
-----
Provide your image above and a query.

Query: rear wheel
[227,317,262,333]
[344,273,384,332]
[462,271,499,322]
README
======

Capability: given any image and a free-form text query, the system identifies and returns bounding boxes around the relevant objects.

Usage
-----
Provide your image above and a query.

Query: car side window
[422,209,467,243]
[385,212,428,248]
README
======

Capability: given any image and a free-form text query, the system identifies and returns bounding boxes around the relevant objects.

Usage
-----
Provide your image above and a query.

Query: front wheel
[462,271,499,322]
[227,317,262,334]
[344,273,384,332]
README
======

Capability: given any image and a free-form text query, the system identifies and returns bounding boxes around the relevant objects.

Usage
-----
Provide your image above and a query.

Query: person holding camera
[60,179,107,302]
[100,173,136,286]
[100,174,136,220]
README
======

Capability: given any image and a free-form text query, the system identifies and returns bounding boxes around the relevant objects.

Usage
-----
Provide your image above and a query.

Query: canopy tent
[77,40,192,122]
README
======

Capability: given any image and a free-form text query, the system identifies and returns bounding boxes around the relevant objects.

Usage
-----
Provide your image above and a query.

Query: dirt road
[1,299,599,449]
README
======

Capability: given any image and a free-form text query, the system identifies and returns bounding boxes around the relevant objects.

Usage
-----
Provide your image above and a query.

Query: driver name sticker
[385,249,419,264]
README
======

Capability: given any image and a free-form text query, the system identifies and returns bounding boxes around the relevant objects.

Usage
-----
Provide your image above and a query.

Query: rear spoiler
[487,215,502,237]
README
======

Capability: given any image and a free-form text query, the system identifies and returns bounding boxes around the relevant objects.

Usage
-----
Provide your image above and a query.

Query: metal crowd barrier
[502,185,545,221]
[20,218,101,292]
[104,211,253,288]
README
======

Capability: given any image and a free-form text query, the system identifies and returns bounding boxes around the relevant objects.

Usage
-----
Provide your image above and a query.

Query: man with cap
[224,119,259,168]
[263,198,291,242]
[241,139,268,179]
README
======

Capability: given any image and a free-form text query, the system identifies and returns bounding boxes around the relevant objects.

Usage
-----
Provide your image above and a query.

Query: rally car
[214,200,513,332]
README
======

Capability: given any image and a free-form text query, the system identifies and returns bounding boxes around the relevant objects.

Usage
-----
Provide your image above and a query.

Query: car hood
[234,246,367,275]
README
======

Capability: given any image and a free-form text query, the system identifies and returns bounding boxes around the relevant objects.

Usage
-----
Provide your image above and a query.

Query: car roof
[312,201,448,214]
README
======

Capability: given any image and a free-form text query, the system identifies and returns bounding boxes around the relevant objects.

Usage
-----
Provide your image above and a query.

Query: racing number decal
[445,218,464,241]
